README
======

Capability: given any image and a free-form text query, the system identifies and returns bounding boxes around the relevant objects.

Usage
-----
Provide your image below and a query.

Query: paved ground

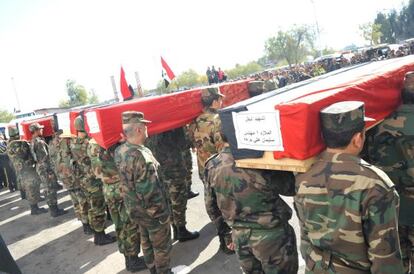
[0,153,305,274]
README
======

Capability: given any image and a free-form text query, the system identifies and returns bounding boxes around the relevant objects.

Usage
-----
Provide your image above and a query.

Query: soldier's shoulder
[205,153,220,169]
[358,160,395,190]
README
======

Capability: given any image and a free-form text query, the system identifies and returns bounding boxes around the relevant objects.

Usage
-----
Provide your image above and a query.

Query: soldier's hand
[227,242,235,251]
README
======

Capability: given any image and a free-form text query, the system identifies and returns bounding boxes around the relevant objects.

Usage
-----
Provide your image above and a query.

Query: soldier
[182,126,198,199]
[188,87,233,254]
[150,128,199,242]
[369,77,414,273]
[70,116,115,245]
[295,101,404,273]
[88,140,146,272]
[7,126,47,215]
[55,131,93,235]
[261,71,277,92]
[0,136,17,192]
[115,111,172,274]
[29,122,67,217]
[205,132,299,273]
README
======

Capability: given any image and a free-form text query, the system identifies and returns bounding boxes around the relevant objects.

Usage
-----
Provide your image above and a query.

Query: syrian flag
[161,57,175,88]
[120,66,134,101]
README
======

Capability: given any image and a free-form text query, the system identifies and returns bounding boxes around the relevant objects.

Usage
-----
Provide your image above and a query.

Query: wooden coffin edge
[235,119,383,173]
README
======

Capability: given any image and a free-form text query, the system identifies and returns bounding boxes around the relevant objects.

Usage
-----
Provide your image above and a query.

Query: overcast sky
[0,0,408,112]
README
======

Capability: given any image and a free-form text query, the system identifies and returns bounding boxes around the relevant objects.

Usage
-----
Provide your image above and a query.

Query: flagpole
[110,75,120,102]
[11,77,21,112]
[134,71,144,97]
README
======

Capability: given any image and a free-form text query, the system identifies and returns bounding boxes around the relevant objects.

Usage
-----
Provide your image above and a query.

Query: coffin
[219,56,414,171]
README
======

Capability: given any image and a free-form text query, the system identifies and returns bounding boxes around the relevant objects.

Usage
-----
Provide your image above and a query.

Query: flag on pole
[120,66,134,100]
[161,57,175,88]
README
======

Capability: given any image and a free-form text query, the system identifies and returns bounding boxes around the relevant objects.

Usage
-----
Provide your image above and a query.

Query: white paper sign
[85,111,100,133]
[56,112,71,133]
[232,111,284,151]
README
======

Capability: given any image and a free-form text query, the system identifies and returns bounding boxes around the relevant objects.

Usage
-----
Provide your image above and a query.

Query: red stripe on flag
[120,66,133,100]
[161,57,175,81]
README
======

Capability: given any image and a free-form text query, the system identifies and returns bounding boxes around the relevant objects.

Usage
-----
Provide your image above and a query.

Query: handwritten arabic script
[232,111,283,151]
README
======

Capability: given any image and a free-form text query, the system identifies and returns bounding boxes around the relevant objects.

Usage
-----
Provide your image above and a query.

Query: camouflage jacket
[263,79,277,92]
[87,140,120,185]
[54,137,79,189]
[114,142,170,225]
[188,108,224,176]
[7,140,36,176]
[150,128,187,178]
[294,151,403,274]
[70,136,94,180]
[205,146,295,229]
[48,135,60,172]
[31,136,52,173]
[369,104,414,225]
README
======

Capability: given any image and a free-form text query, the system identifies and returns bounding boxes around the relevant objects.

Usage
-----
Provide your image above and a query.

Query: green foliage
[373,0,414,43]
[264,25,315,66]
[225,61,263,79]
[59,79,100,107]
[359,22,383,46]
[0,109,14,123]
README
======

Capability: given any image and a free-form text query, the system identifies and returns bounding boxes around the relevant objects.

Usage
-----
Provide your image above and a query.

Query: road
[0,153,305,274]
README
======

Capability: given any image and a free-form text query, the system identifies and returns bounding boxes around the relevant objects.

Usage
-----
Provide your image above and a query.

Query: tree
[264,25,315,67]
[225,61,263,79]
[375,12,395,43]
[59,79,99,107]
[359,22,383,46]
[0,109,14,123]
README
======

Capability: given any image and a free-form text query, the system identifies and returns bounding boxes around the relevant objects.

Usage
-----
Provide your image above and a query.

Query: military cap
[320,101,374,132]
[74,116,86,132]
[29,122,44,133]
[122,111,151,125]
[201,87,224,102]
[8,126,19,138]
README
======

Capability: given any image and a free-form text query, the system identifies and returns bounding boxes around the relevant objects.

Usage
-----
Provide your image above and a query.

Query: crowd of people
[206,66,227,85]
[1,71,414,274]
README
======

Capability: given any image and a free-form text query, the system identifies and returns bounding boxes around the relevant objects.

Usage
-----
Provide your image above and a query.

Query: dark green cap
[201,87,224,102]
[320,101,374,133]
[122,111,151,125]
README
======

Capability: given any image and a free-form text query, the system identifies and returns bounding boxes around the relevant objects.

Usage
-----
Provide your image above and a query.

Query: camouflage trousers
[20,169,41,206]
[103,182,140,256]
[139,220,172,274]
[36,167,58,207]
[68,188,89,224]
[232,224,298,274]
[182,149,193,194]
[163,175,188,226]
[400,225,414,274]
[81,178,106,232]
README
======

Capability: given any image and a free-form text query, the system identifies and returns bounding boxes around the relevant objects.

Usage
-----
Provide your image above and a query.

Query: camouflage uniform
[189,87,231,250]
[263,79,277,92]
[31,136,58,207]
[7,140,41,205]
[295,101,404,274]
[88,140,141,256]
[370,103,414,273]
[55,136,89,224]
[182,126,193,195]
[70,135,106,232]
[205,146,299,273]
[188,107,224,179]
[115,111,172,274]
[150,128,188,227]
